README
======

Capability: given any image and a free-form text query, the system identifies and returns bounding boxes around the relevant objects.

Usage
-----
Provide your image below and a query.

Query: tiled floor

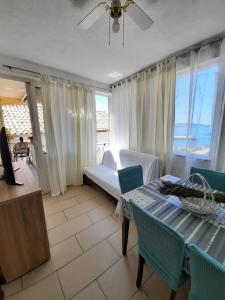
[2,184,190,300]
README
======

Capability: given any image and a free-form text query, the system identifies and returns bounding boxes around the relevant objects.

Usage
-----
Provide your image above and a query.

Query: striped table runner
[120,178,225,267]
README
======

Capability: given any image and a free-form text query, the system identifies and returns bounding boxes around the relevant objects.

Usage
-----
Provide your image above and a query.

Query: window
[174,61,219,159]
[95,93,110,162]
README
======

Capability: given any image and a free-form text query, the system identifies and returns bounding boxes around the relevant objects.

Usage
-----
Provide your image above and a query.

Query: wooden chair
[13,142,30,162]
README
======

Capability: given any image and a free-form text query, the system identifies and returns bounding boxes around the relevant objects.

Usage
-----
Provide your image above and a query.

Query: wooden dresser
[0,161,50,283]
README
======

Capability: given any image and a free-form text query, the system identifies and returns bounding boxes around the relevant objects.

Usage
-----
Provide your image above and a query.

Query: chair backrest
[131,201,185,291]
[190,167,225,193]
[119,149,161,184]
[13,142,29,154]
[118,165,143,194]
[189,244,225,300]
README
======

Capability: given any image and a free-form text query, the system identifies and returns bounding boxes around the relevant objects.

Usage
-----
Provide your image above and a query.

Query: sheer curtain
[41,76,96,196]
[175,39,225,177]
[110,58,176,174]
[137,57,176,174]
[110,79,138,153]
[215,38,225,172]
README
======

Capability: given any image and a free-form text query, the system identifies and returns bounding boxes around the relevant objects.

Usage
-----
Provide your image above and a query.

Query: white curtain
[110,58,176,174]
[136,58,176,174]
[110,79,138,153]
[215,38,225,172]
[175,39,225,177]
[41,76,96,196]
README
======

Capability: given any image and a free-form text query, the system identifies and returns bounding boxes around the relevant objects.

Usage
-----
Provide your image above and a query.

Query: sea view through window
[174,62,219,159]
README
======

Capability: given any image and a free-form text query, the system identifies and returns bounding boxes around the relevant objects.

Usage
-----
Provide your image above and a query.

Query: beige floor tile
[71,281,106,300]
[87,203,115,223]
[58,240,119,299]
[5,273,64,300]
[94,194,115,206]
[74,192,97,204]
[131,290,150,300]
[48,215,92,246]
[76,216,120,251]
[22,236,82,288]
[46,212,67,230]
[2,278,22,297]
[64,200,99,220]
[44,197,79,217]
[143,273,190,300]
[43,187,82,205]
[98,246,152,300]
[107,223,138,256]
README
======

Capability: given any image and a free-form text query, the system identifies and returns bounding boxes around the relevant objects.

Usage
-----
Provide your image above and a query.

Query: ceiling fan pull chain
[123,8,125,48]
[109,9,111,47]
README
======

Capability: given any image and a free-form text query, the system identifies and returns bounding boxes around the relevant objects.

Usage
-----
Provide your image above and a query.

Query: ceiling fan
[77,0,153,46]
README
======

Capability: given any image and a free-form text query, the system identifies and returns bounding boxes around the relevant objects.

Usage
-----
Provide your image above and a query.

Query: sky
[175,64,218,126]
[96,94,108,111]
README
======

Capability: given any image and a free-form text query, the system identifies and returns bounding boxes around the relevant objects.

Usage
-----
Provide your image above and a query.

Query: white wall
[0,53,110,91]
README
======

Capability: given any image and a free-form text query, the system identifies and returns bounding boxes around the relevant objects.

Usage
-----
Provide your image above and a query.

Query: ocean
[174,123,211,154]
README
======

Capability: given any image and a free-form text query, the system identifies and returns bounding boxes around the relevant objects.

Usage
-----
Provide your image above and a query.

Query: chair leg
[0,286,4,300]
[122,217,130,256]
[136,254,145,288]
[169,290,176,300]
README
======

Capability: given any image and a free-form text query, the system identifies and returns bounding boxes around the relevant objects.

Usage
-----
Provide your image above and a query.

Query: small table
[120,175,225,271]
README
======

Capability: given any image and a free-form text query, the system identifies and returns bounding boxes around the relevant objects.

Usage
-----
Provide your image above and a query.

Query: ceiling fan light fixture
[112,18,120,33]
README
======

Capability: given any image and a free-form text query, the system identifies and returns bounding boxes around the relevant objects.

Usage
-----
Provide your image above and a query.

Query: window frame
[173,59,220,161]
[95,91,111,146]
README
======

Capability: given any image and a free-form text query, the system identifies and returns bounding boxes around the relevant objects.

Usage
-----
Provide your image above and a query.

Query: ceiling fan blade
[77,3,106,30]
[125,2,153,31]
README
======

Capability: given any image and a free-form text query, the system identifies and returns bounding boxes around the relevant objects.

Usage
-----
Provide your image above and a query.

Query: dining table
[120,175,225,272]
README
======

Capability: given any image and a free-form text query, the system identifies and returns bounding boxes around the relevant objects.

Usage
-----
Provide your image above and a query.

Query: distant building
[1,104,110,144]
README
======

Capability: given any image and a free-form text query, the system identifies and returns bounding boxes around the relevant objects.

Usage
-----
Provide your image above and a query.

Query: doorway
[0,77,48,192]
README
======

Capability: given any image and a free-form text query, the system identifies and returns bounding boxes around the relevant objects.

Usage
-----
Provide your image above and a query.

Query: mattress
[83,165,121,200]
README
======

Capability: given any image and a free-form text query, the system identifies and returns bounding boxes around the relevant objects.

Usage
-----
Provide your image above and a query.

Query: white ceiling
[0,79,26,98]
[0,0,225,84]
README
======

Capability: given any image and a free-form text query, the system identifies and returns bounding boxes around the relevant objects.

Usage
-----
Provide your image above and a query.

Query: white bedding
[83,149,161,208]
[119,149,161,184]
[83,165,121,200]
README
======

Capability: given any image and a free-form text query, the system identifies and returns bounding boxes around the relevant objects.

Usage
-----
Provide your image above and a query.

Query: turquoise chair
[118,165,143,194]
[189,244,225,300]
[190,167,225,193]
[118,165,144,255]
[131,201,188,300]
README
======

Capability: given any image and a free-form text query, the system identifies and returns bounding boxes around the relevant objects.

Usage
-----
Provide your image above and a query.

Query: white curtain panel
[110,58,176,174]
[215,38,225,173]
[110,79,138,154]
[41,76,96,196]
[176,39,225,177]
[136,57,176,174]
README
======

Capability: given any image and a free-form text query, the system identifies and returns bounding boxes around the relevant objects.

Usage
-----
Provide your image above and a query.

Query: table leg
[122,217,130,256]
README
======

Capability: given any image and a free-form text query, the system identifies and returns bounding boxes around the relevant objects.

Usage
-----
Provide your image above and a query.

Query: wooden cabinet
[0,162,50,283]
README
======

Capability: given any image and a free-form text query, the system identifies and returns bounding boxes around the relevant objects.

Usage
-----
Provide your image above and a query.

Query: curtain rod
[2,64,110,92]
[111,31,225,88]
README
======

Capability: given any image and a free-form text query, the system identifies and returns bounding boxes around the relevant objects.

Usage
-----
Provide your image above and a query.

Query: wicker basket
[180,173,221,215]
